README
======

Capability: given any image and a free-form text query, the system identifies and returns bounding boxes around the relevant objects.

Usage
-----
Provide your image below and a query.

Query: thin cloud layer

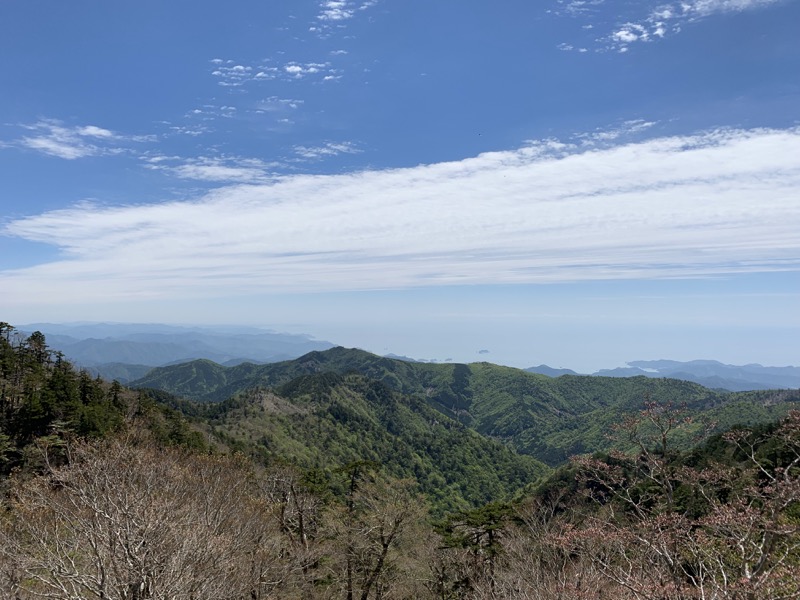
[143,155,279,183]
[11,120,151,160]
[293,141,361,159]
[2,127,799,307]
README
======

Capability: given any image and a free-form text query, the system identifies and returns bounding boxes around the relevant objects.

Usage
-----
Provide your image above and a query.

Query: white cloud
[254,97,305,113]
[293,141,361,159]
[77,125,115,139]
[282,61,338,80]
[211,58,339,86]
[318,1,354,21]
[2,127,799,306]
[556,0,786,52]
[311,0,379,36]
[167,124,211,137]
[555,0,606,16]
[142,155,279,183]
[12,120,149,160]
[211,61,271,87]
[605,0,784,51]
[316,0,378,22]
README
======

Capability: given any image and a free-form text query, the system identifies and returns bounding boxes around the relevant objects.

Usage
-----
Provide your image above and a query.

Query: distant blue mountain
[19,323,335,382]
[593,359,800,391]
[525,365,580,377]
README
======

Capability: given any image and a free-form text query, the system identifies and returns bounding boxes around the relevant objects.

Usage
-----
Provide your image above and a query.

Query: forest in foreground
[1,323,798,599]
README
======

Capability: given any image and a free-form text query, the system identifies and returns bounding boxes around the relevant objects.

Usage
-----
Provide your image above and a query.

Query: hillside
[133,347,800,466]
[178,372,547,513]
[4,325,798,599]
[1,324,543,513]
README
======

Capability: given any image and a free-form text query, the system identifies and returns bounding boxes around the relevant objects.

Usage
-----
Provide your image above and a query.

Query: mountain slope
[178,372,547,513]
[133,348,800,466]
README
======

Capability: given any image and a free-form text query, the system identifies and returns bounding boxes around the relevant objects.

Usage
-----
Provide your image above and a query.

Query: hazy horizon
[15,313,798,375]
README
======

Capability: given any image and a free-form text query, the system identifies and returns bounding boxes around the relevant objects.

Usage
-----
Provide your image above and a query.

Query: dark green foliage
[132,347,800,466]
[438,501,516,555]
[176,372,547,514]
[0,324,210,475]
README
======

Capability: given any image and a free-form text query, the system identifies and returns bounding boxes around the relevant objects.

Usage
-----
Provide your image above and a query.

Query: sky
[1,0,799,372]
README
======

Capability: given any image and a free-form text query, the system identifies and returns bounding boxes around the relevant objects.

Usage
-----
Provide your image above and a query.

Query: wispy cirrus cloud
[142,155,280,183]
[555,0,786,52]
[9,120,153,160]
[293,141,361,160]
[576,119,657,144]
[610,0,785,50]
[552,0,606,17]
[3,126,799,307]
[255,97,305,112]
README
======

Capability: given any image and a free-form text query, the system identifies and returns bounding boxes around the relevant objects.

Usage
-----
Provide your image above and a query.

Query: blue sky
[1,0,799,371]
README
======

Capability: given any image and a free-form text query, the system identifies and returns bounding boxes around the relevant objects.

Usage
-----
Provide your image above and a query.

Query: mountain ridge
[133,347,800,466]
[18,322,335,382]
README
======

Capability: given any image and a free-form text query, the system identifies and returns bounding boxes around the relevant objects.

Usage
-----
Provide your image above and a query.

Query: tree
[327,462,429,600]
[0,435,288,599]
[567,406,800,599]
[436,501,516,597]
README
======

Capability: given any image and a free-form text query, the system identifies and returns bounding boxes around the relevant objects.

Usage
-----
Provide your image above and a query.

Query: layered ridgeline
[133,347,800,466]
[18,322,336,383]
[0,324,541,514]
[4,327,799,598]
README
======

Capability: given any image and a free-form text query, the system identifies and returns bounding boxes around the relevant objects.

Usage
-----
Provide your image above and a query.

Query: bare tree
[0,435,287,599]
[325,464,429,600]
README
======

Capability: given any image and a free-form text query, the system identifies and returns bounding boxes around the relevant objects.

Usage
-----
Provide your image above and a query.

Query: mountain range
[585,359,800,391]
[133,347,800,467]
[18,323,800,391]
[4,323,800,597]
[19,322,335,382]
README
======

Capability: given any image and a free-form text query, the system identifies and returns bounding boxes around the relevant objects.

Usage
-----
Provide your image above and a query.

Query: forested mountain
[0,324,543,513]
[173,372,546,513]
[2,323,799,598]
[133,347,800,466]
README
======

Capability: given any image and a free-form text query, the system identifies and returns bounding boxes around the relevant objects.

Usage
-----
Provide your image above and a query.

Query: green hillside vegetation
[0,324,209,476]
[2,322,799,598]
[133,347,800,466]
[1,323,544,513]
[169,372,546,513]
[84,361,154,384]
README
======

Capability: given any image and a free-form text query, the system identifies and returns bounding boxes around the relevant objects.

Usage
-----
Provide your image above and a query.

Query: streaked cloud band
[2,127,799,306]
